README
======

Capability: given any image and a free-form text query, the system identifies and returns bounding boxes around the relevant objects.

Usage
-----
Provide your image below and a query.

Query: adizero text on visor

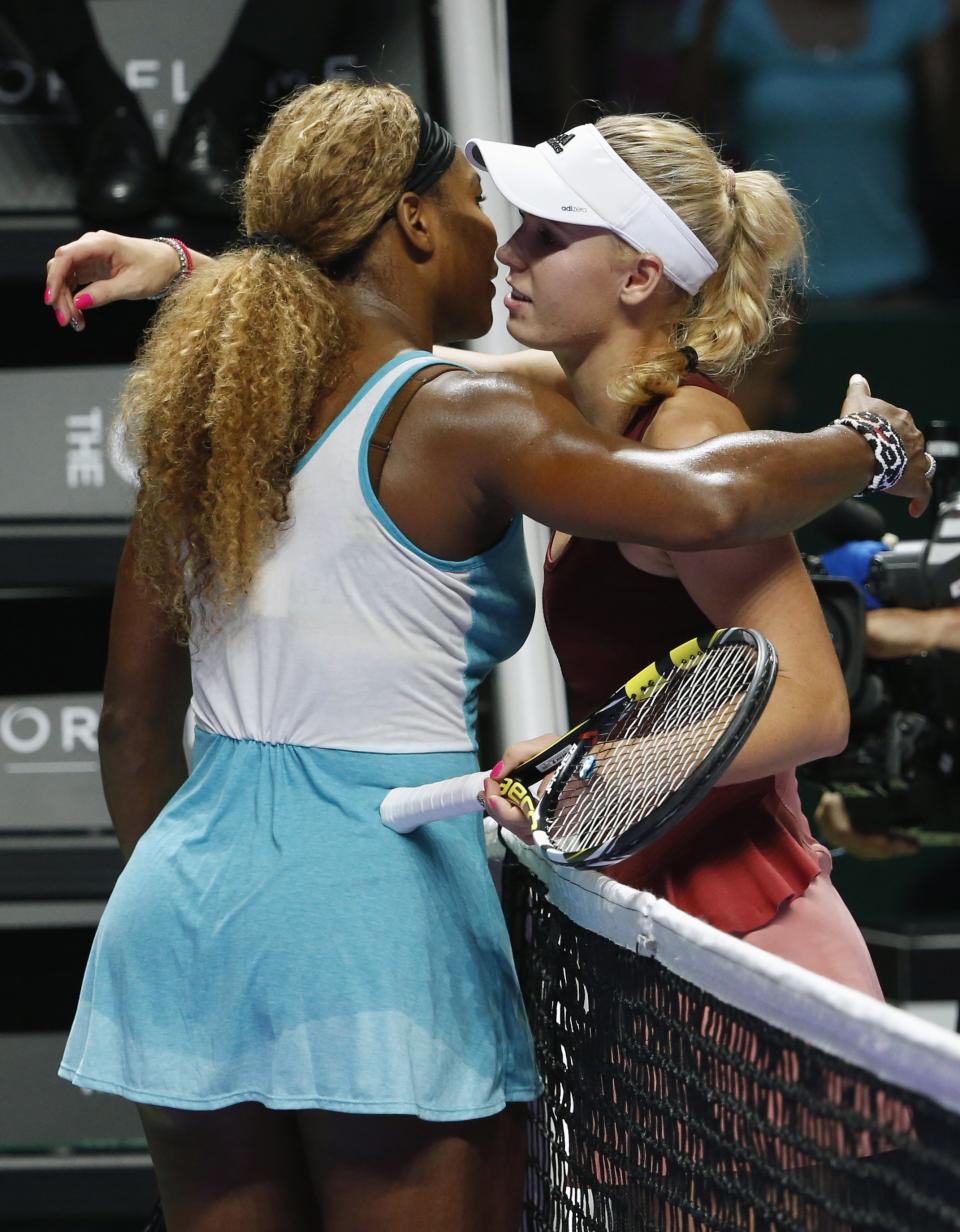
[465,124,718,295]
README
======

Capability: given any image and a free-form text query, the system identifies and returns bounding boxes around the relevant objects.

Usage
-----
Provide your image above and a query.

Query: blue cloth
[676,0,949,297]
[60,730,539,1117]
[820,539,889,609]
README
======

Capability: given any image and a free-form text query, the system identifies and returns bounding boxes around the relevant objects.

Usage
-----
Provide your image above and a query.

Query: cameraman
[811,513,960,856]
[734,338,959,860]
[815,600,960,857]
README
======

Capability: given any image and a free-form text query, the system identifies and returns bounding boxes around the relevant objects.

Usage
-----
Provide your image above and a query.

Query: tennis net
[493,829,960,1232]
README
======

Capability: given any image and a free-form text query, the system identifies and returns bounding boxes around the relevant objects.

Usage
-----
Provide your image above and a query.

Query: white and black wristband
[832,410,909,495]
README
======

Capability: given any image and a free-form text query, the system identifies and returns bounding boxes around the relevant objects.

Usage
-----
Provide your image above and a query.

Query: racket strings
[546,644,760,855]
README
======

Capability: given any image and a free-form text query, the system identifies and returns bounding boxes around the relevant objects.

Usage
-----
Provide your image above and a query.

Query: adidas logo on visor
[546,132,576,155]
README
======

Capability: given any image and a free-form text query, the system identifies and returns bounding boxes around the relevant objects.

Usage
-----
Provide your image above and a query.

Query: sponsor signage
[0,693,109,834]
[0,694,195,833]
[0,367,135,518]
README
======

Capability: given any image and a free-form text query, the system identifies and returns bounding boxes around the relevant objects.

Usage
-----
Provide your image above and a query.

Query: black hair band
[403,105,456,196]
[679,345,699,372]
[247,231,300,255]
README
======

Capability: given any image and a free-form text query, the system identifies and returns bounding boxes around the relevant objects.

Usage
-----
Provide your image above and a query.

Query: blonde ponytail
[598,114,805,406]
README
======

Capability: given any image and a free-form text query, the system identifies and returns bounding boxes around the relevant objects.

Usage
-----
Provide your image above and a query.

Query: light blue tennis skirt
[59,729,539,1119]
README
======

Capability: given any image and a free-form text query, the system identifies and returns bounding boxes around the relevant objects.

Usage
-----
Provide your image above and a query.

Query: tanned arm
[98,527,192,860]
[436,371,931,550]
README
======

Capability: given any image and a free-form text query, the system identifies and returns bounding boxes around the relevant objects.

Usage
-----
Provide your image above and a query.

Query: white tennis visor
[464,124,719,295]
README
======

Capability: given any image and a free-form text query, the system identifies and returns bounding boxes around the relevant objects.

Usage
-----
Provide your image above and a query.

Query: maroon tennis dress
[542,375,883,994]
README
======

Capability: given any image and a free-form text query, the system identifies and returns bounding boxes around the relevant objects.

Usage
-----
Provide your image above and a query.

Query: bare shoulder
[433,346,569,395]
[644,383,749,450]
[427,366,539,404]
[426,366,529,399]
[499,348,571,395]
[420,367,579,437]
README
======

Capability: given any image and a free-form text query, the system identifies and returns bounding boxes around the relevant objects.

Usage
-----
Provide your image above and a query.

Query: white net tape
[489,823,960,1119]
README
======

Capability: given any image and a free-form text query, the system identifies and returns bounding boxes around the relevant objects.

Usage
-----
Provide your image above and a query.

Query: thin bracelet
[147,237,193,300]
[832,411,909,494]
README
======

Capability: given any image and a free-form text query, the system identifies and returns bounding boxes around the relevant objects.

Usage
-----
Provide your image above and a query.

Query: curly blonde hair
[597,113,806,406]
[122,81,421,635]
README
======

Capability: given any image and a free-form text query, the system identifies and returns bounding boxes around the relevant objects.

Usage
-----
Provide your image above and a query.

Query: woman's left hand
[44,231,185,331]
[482,734,562,845]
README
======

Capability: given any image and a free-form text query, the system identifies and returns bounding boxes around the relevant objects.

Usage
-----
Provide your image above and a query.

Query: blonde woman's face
[497,213,630,351]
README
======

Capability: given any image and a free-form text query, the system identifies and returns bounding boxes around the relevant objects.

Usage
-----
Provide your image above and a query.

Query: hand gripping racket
[380,627,778,868]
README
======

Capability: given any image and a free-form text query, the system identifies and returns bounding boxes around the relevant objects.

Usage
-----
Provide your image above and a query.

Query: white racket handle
[380,770,489,833]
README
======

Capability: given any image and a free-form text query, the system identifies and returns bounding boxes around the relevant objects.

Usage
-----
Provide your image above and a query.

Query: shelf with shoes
[0,91,250,241]
[0,0,256,219]
[0,0,435,233]
[0,73,247,270]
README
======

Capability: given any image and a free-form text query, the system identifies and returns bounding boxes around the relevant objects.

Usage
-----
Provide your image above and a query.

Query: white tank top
[190,352,535,753]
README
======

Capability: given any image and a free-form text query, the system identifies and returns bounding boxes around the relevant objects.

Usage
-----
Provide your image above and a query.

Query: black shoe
[166,106,245,219]
[76,103,162,220]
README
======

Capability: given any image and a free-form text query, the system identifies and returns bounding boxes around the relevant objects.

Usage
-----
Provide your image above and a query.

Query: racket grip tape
[380,770,488,833]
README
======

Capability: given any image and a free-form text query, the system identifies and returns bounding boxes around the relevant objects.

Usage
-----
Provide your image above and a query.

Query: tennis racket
[381,627,778,869]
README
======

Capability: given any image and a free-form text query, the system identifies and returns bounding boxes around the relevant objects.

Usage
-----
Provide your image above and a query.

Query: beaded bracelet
[147,237,194,300]
[832,410,909,494]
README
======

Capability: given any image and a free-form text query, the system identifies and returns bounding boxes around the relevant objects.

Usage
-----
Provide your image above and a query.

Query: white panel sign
[0,368,135,519]
[0,693,109,834]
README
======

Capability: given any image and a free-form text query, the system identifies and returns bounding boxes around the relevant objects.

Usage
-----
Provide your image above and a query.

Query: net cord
[491,823,960,1119]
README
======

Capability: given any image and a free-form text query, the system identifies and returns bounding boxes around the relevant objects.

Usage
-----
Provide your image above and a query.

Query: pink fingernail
[74,293,93,311]
[491,760,505,779]
[55,309,66,326]
[44,287,52,304]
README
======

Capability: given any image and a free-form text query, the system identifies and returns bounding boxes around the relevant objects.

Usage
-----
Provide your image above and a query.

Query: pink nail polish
[44,287,52,304]
[74,292,93,311]
[55,309,66,326]
[491,760,505,779]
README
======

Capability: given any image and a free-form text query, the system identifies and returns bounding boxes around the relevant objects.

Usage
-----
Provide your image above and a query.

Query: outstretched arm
[44,232,932,535]
[41,232,578,404]
[449,372,931,549]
